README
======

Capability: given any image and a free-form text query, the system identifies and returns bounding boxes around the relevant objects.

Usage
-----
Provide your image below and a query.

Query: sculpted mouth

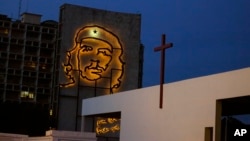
[82,66,104,80]
[87,67,103,74]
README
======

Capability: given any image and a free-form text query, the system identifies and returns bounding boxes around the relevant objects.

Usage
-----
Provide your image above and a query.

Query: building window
[216,96,250,141]
[0,28,8,35]
[20,91,35,99]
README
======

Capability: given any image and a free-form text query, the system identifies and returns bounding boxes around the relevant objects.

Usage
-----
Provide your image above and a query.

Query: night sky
[1,0,250,87]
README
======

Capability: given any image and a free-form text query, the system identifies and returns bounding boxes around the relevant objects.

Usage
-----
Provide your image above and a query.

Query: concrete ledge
[0,132,28,141]
[45,130,96,140]
[0,130,96,141]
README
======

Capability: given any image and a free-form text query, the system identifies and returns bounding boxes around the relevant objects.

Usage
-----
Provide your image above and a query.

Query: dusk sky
[1,0,250,87]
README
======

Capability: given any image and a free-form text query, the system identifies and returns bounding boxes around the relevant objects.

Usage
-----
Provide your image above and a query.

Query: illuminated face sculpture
[61,25,124,90]
[78,38,112,80]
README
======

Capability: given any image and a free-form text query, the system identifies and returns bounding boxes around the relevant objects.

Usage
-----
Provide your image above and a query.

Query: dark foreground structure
[0,13,58,136]
[0,4,144,140]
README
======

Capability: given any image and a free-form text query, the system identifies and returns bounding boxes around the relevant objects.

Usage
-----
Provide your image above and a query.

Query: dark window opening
[216,96,250,141]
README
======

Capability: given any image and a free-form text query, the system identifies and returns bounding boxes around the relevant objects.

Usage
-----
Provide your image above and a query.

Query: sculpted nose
[90,59,100,63]
[90,59,99,67]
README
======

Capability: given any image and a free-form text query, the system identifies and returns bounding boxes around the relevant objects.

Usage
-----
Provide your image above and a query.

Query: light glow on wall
[60,25,124,92]
[96,117,120,135]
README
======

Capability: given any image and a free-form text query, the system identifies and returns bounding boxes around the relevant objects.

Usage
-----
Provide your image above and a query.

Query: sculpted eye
[99,50,107,55]
[81,45,93,52]
[98,48,111,56]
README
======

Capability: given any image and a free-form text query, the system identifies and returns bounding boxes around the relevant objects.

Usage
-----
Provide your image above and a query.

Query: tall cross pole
[154,34,173,109]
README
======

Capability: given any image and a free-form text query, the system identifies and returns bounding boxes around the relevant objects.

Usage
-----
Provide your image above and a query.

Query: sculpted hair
[61,25,124,90]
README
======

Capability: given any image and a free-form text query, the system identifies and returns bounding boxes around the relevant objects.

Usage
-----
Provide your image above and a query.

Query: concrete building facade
[57,4,143,140]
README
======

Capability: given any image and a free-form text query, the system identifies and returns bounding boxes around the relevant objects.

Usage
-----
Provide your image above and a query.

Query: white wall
[82,68,250,141]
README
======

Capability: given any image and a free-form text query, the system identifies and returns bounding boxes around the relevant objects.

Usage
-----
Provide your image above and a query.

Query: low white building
[82,68,250,141]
